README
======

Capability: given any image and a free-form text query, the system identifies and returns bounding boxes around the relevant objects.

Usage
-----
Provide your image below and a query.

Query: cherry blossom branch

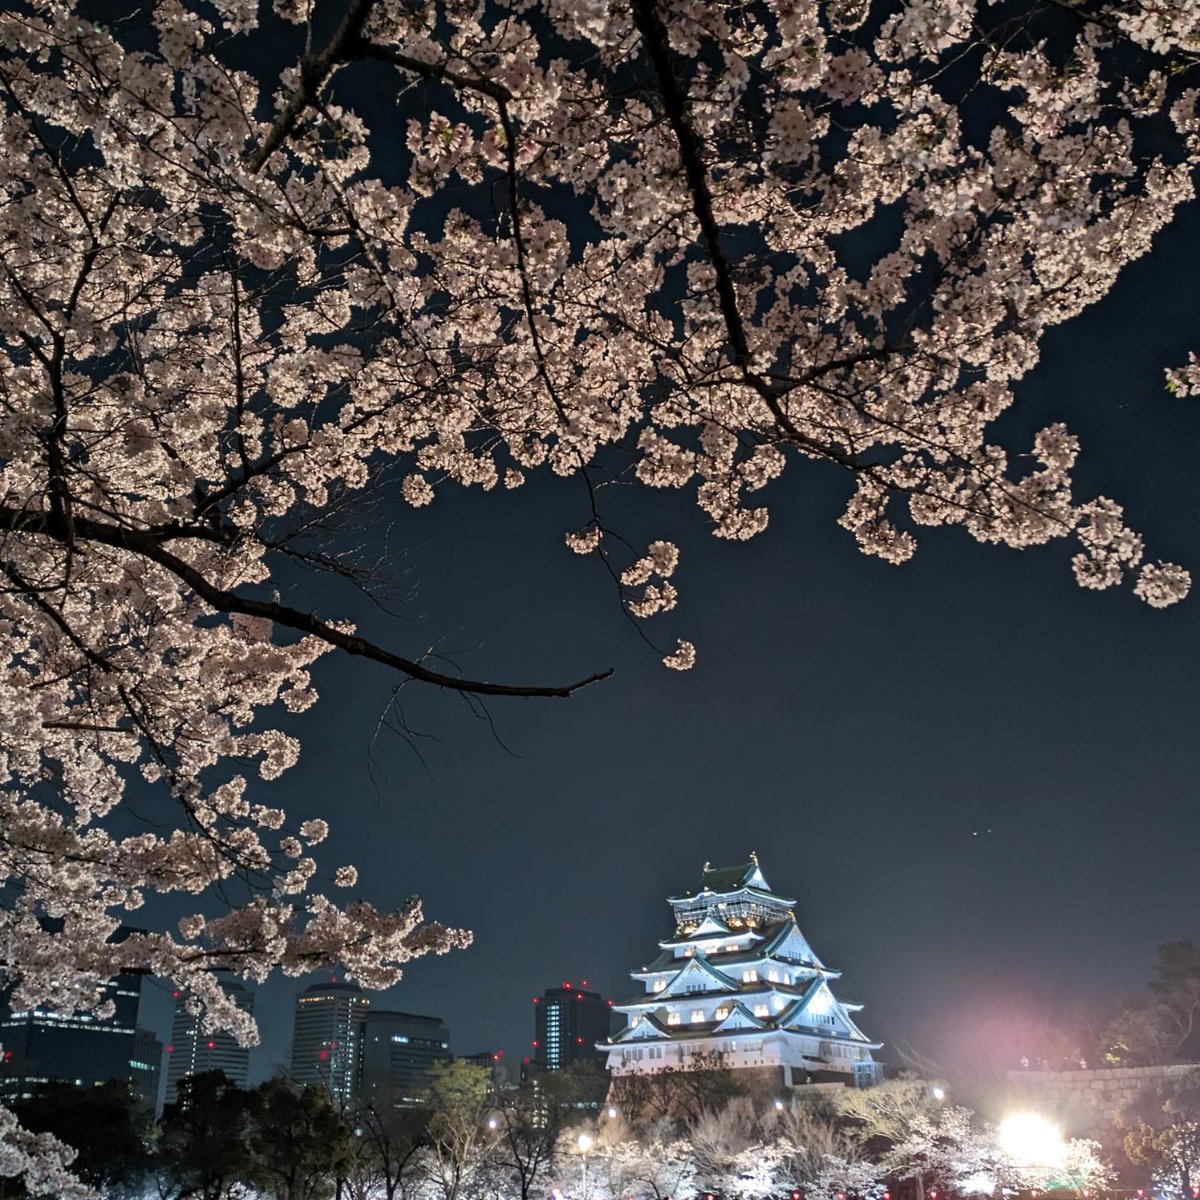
[0,507,612,698]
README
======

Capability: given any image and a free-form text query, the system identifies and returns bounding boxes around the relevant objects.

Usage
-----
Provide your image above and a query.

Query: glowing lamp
[998,1114,1066,1170]
[607,1106,619,1119]
[577,1132,594,1152]
[932,1086,946,1101]
[206,1041,215,1049]
[773,1098,784,1111]
[487,1118,498,1130]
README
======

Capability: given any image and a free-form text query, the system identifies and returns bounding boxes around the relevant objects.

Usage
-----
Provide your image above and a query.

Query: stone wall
[1004,1063,1200,1139]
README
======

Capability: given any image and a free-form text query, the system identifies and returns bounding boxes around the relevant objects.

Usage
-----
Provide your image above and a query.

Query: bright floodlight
[931,1086,946,1101]
[606,1106,619,1119]
[998,1114,1066,1167]
[577,1132,594,1152]
[774,1099,785,1110]
[487,1117,498,1130]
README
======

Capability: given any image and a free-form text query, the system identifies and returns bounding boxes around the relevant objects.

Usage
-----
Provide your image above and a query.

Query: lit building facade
[600,855,882,1089]
[359,1010,451,1110]
[289,980,370,1106]
[534,982,611,1071]
[165,979,255,1105]
[0,970,145,1104]
[131,1026,164,1112]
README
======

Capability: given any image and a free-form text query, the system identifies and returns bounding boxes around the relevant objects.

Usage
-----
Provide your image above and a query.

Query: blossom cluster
[0,0,1195,1187]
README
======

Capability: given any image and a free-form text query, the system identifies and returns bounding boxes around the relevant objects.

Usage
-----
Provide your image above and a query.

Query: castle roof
[667,854,794,904]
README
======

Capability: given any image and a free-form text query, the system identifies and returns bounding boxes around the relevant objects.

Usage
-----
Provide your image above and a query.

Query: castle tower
[599,855,882,1089]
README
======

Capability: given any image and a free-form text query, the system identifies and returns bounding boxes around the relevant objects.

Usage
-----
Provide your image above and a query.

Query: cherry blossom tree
[0,0,1198,1190]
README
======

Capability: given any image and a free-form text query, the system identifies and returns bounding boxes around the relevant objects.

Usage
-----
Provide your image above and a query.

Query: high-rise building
[289,979,370,1106]
[130,1026,164,1112]
[359,1011,451,1110]
[534,981,611,1071]
[0,969,145,1104]
[165,979,255,1105]
[599,855,883,1089]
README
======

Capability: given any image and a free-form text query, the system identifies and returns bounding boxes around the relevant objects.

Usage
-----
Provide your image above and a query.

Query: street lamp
[605,1105,619,1120]
[931,1086,946,1102]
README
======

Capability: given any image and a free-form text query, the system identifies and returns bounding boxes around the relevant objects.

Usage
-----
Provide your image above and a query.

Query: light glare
[998,1113,1066,1168]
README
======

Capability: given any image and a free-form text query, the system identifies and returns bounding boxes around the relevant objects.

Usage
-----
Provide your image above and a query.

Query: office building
[0,969,145,1104]
[289,979,370,1106]
[359,1010,451,1109]
[533,980,611,1071]
[165,979,255,1105]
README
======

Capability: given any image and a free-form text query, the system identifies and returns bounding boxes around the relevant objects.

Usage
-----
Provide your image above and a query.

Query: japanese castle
[600,855,882,1088]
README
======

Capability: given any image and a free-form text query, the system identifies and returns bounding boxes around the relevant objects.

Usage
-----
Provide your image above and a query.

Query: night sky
[133,182,1200,1101]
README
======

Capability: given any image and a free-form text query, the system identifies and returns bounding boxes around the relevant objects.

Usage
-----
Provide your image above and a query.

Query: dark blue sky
[139,193,1200,1096]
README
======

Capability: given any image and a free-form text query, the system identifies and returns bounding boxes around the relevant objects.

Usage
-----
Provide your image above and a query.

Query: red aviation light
[166,1044,174,1053]
[577,994,584,1000]
[533,997,540,1003]
[582,979,589,987]
[532,1039,539,1047]
[562,981,571,989]
[206,1041,215,1049]
[319,1050,328,1060]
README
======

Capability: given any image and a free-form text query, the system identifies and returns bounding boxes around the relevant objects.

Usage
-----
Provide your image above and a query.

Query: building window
[690,1009,704,1024]
[667,1012,681,1026]
[754,1003,769,1018]
[714,1006,730,1020]
[768,969,779,982]
[651,979,665,992]
[743,969,758,983]
[631,1016,640,1027]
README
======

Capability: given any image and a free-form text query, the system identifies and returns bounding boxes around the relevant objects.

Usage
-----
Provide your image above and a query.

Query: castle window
[754,1003,769,1018]
[651,980,665,992]
[768,969,779,982]
[742,969,758,983]
[667,1012,681,1026]
[690,1009,705,1024]
[714,1007,730,1020]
